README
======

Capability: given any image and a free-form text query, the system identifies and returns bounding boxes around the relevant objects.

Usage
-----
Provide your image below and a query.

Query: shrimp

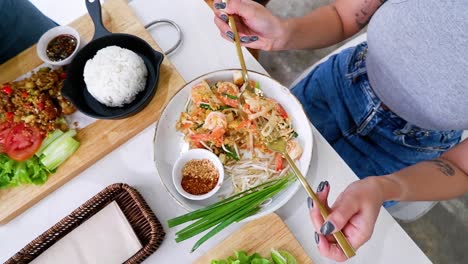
[216,82,240,108]
[203,112,227,130]
[243,93,275,114]
[190,81,213,105]
[286,139,303,160]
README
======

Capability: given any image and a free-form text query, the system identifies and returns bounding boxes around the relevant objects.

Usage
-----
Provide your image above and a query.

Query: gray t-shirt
[367,0,468,130]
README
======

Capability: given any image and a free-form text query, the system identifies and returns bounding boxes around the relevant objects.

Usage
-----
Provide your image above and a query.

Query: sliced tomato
[4,123,43,161]
[0,122,14,153]
[275,153,284,172]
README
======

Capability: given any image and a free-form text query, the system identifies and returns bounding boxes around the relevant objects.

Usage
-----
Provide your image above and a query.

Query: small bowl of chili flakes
[37,26,81,66]
[172,149,224,200]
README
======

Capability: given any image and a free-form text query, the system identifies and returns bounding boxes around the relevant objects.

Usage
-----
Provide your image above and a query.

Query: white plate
[153,69,313,222]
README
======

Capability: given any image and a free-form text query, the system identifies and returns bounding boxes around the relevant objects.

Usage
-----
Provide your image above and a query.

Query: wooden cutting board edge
[0,0,187,225]
[194,213,314,264]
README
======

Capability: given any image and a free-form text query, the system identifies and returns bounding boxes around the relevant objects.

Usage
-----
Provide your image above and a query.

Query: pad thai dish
[176,73,303,193]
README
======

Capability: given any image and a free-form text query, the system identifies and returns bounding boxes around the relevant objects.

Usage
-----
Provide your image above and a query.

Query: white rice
[83,46,148,107]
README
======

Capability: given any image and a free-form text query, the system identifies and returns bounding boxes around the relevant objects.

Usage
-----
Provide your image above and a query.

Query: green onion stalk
[168,174,296,252]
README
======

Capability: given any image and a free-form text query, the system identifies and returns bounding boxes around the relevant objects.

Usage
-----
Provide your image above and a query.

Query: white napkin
[31,201,143,264]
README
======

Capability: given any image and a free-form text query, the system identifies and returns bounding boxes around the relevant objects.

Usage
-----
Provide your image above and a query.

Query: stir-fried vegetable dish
[176,74,303,192]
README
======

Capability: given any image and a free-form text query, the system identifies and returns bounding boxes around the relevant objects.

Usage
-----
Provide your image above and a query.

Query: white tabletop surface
[0,0,432,263]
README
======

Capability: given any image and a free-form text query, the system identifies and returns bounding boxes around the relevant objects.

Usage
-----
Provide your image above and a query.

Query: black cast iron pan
[61,0,164,119]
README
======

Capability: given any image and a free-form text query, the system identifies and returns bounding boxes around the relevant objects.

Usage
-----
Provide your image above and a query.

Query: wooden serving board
[0,0,186,224]
[194,214,314,264]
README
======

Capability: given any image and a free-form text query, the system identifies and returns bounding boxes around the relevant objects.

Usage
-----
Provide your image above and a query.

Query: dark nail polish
[240,36,251,43]
[214,2,226,9]
[314,232,320,244]
[320,221,335,235]
[307,197,314,209]
[249,36,259,41]
[317,180,329,192]
[317,181,325,192]
[226,31,234,40]
[220,14,228,23]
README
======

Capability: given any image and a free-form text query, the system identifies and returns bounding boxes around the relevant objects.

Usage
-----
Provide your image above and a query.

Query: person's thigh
[0,0,57,64]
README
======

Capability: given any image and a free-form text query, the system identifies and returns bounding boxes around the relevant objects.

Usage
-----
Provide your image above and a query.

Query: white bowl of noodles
[153,69,313,222]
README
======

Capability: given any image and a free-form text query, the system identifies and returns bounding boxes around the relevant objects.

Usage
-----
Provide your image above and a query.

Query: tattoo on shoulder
[355,0,387,29]
[427,159,455,176]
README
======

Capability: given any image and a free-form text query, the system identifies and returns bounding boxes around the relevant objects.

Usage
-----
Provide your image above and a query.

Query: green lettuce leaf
[0,154,50,189]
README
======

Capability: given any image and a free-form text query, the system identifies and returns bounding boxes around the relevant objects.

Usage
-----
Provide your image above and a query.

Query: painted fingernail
[320,221,335,235]
[249,36,259,41]
[317,181,325,192]
[307,197,314,209]
[240,36,251,43]
[226,31,234,40]
[220,14,228,22]
[314,232,320,244]
[214,2,226,9]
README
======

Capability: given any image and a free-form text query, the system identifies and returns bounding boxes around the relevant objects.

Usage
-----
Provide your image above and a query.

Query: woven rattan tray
[6,183,165,264]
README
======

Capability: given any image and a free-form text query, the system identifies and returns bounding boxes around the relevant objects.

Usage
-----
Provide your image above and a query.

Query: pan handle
[145,20,182,56]
[86,0,111,40]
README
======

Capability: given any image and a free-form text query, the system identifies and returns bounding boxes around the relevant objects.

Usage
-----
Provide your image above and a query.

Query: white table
[0,1,431,263]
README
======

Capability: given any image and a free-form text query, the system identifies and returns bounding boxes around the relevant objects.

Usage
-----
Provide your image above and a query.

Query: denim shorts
[291,42,462,207]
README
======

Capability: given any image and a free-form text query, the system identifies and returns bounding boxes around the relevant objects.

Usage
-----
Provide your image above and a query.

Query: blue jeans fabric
[291,42,462,207]
[0,0,58,64]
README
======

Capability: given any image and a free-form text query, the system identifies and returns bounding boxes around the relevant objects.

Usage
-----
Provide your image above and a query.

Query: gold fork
[222,0,263,119]
[267,138,356,259]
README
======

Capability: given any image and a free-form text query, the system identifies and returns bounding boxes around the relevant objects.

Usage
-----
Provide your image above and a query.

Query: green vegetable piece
[227,256,237,263]
[40,130,80,171]
[292,131,298,138]
[224,145,239,161]
[200,103,213,110]
[256,82,261,89]
[251,259,271,264]
[222,93,238,100]
[279,251,297,264]
[235,251,249,263]
[210,260,228,264]
[217,105,233,111]
[271,250,297,264]
[168,175,296,252]
[36,129,64,156]
[0,154,50,189]
[195,122,205,130]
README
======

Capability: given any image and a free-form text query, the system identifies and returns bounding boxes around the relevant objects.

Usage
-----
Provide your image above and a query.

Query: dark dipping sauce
[46,34,77,61]
[181,159,219,195]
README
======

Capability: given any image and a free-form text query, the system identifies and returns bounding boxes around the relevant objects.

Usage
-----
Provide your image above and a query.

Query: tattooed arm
[307,139,467,261]
[279,0,385,50]
[376,139,468,202]
[212,0,384,51]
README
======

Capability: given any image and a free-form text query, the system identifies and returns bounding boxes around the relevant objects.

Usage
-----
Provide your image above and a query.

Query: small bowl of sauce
[172,149,224,200]
[37,26,81,66]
